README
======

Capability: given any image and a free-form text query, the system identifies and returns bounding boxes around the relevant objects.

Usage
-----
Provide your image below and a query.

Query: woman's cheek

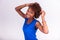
[30,13,34,17]
[27,15,30,17]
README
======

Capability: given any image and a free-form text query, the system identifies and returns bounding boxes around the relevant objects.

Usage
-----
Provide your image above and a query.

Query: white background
[0,0,60,40]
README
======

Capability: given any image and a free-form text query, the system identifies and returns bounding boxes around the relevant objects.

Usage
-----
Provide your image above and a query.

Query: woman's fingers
[41,10,46,17]
[26,2,35,7]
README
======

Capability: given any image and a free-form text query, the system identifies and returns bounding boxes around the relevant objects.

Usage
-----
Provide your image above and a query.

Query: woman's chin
[26,17,30,19]
[26,15,30,18]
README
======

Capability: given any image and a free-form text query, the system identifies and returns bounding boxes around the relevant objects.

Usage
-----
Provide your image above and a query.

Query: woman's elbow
[15,7,19,11]
[44,32,49,34]
[43,30,49,34]
[15,7,18,11]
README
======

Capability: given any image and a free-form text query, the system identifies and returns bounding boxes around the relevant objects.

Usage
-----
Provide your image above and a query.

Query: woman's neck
[27,18,34,24]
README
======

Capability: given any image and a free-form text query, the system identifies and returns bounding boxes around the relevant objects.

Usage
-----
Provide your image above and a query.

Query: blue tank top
[23,18,38,40]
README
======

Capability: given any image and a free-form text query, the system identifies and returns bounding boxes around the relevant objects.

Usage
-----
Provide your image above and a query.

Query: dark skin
[15,2,49,34]
[26,7,36,24]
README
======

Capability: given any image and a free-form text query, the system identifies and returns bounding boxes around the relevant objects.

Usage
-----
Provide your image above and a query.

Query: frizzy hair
[29,2,42,18]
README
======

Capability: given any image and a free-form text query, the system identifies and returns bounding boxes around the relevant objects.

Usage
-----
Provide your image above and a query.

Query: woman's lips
[26,15,30,18]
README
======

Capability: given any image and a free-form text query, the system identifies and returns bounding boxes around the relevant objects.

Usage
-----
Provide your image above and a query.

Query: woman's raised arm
[15,3,34,18]
[15,4,27,18]
[36,10,49,34]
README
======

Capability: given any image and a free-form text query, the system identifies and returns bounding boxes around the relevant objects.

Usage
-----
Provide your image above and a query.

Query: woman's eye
[30,11,34,14]
[30,12,33,14]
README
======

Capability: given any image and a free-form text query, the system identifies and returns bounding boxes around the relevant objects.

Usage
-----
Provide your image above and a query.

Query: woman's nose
[27,12,30,15]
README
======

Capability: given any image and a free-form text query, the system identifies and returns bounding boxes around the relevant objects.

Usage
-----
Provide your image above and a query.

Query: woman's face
[26,8,35,19]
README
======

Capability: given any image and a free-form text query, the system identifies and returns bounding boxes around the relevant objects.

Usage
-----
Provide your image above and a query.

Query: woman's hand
[25,2,36,7]
[40,10,48,34]
[40,10,46,19]
[25,2,38,7]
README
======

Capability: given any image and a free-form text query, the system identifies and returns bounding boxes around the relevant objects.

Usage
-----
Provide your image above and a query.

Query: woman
[15,2,48,40]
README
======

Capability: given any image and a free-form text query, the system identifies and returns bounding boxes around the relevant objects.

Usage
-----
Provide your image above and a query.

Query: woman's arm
[15,3,34,18]
[15,4,27,18]
[36,10,49,34]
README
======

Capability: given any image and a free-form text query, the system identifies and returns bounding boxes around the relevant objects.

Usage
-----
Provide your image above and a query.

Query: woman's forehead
[28,7,34,12]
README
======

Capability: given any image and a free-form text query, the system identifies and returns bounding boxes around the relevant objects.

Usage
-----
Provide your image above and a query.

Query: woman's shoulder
[35,19,41,26]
